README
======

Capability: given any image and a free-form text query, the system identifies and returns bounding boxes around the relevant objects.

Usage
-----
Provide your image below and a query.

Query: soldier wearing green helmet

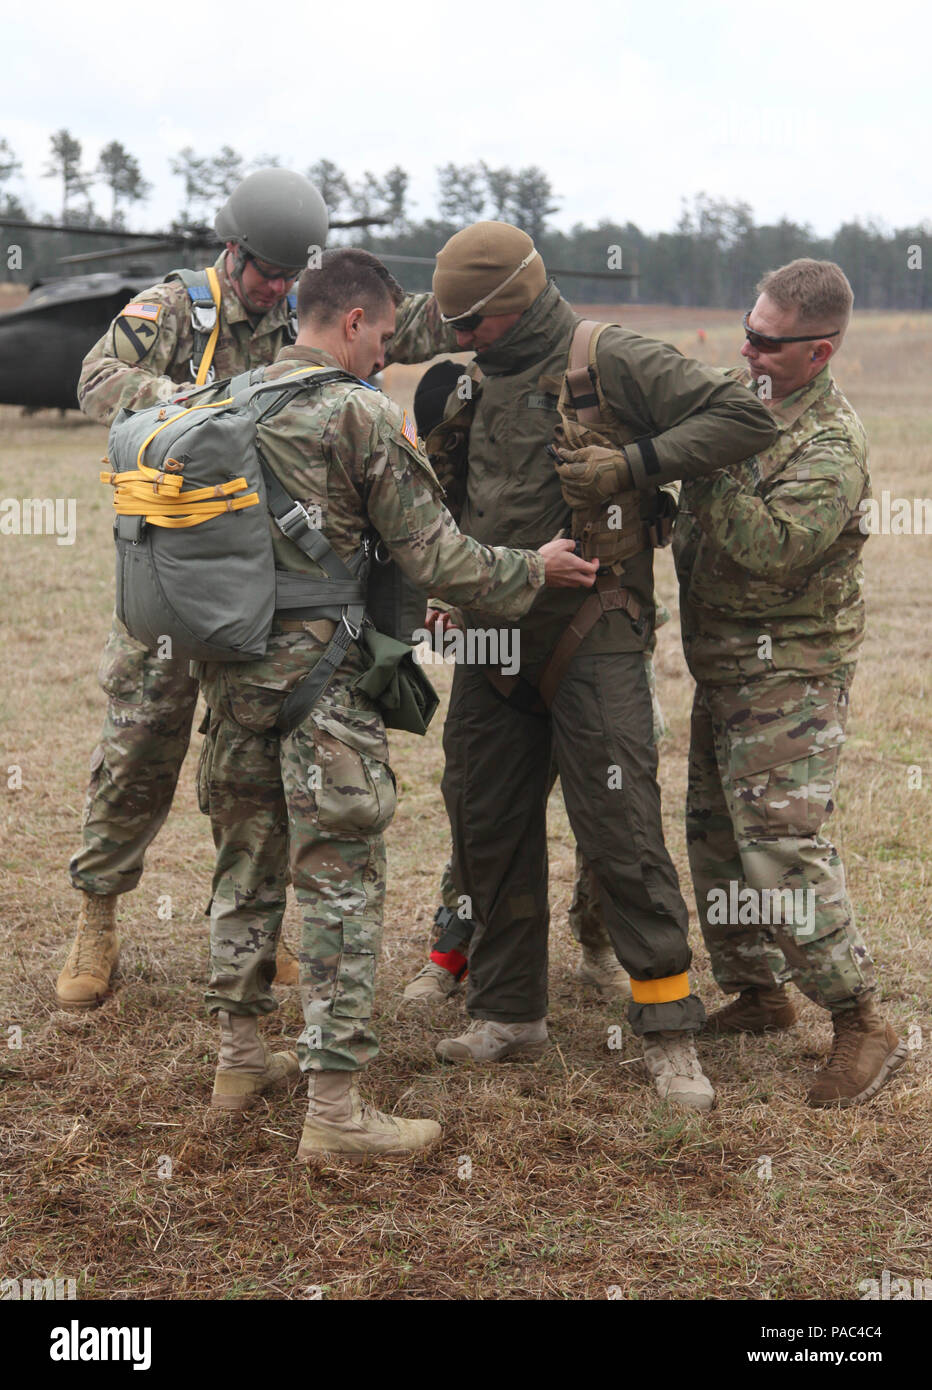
[58,167,455,1012]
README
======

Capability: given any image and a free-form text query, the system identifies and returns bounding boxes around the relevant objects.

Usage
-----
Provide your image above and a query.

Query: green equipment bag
[101,364,438,736]
[102,365,364,665]
[354,626,439,735]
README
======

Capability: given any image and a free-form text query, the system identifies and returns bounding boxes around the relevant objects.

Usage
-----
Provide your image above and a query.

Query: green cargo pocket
[98,627,149,706]
[309,721,397,835]
[332,916,379,1019]
[217,669,292,735]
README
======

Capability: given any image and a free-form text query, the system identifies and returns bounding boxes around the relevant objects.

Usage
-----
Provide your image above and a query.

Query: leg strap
[537,573,643,708]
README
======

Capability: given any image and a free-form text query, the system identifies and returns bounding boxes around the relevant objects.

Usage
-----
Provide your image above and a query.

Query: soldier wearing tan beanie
[432,221,548,322]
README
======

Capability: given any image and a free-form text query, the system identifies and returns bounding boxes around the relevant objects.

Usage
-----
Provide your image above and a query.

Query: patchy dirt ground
[1,307,929,1300]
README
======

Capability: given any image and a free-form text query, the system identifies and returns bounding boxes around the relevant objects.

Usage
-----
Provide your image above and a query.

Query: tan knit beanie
[433,221,547,319]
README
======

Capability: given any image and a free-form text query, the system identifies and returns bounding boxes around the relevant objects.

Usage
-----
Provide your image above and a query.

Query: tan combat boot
[296,1071,441,1162]
[435,1017,548,1063]
[273,938,300,986]
[642,1031,715,1111]
[55,892,120,1011]
[704,985,798,1035]
[210,1011,300,1111]
[807,998,907,1107]
[576,945,632,1000]
[400,960,462,1008]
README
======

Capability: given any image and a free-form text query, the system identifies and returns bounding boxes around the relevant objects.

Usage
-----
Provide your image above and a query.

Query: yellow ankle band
[629,972,690,1004]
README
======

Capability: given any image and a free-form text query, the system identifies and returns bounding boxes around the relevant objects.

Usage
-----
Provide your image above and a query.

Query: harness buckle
[190,303,217,335]
[277,500,312,538]
[341,612,361,642]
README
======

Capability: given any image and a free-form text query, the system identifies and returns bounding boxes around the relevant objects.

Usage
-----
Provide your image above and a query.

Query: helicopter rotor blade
[58,242,200,265]
[376,253,638,281]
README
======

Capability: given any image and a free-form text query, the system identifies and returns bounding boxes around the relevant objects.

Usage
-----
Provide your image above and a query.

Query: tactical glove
[551,443,633,509]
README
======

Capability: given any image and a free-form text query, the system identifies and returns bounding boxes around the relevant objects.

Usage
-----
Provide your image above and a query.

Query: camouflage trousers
[686,674,875,1011]
[70,616,200,895]
[198,654,396,1073]
[433,644,668,953]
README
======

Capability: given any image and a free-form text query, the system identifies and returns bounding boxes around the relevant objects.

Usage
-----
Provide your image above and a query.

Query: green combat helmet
[215,167,329,273]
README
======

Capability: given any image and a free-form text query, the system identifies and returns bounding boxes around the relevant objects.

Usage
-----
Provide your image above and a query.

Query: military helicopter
[0,216,382,412]
[0,216,637,412]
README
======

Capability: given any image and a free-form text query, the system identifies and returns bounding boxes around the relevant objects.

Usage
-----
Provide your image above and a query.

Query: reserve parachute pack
[101,364,433,734]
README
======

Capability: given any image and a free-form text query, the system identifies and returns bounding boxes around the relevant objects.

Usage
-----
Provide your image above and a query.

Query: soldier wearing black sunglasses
[674,258,906,1108]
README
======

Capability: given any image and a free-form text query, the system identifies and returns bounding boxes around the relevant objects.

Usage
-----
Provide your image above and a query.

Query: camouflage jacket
[385,292,458,364]
[195,345,545,714]
[674,365,870,684]
[78,247,452,426]
[77,253,298,426]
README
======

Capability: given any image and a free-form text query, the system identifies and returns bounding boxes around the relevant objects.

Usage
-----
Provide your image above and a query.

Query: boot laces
[73,924,109,974]
[824,1013,865,1072]
[357,1099,395,1131]
[416,961,453,982]
[649,1031,701,1078]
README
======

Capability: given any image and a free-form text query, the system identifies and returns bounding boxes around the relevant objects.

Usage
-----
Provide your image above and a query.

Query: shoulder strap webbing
[168,266,222,386]
[231,363,376,734]
[232,364,358,414]
[563,319,611,424]
[258,445,368,738]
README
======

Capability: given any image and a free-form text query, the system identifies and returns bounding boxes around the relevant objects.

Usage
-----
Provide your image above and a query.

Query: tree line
[0,132,927,309]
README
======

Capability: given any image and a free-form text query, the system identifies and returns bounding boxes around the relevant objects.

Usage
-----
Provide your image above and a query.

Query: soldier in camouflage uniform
[193,249,596,1158]
[674,259,906,1106]
[58,168,456,1011]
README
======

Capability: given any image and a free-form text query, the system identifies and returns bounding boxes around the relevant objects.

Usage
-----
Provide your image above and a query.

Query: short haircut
[757,258,854,339]
[297,247,404,325]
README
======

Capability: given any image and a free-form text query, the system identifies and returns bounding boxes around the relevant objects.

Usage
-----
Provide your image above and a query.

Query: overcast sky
[4,0,929,239]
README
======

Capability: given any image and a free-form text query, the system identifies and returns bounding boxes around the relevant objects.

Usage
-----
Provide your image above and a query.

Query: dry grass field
[0,304,930,1303]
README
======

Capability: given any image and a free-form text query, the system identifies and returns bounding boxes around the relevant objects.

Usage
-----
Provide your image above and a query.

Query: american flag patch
[401,411,419,449]
[121,301,162,322]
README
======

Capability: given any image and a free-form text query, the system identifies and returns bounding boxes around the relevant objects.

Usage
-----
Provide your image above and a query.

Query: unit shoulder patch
[113,305,163,364]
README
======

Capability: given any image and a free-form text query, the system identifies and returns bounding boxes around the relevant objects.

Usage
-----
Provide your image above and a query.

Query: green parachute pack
[101,365,436,734]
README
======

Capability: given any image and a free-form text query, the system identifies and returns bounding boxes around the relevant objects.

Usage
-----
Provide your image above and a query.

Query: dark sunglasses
[248,255,301,283]
[743,310,840,353]
[447,312,484,332]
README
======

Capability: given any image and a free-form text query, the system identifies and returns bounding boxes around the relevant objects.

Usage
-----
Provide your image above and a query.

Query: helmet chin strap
[228,244,267,317]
